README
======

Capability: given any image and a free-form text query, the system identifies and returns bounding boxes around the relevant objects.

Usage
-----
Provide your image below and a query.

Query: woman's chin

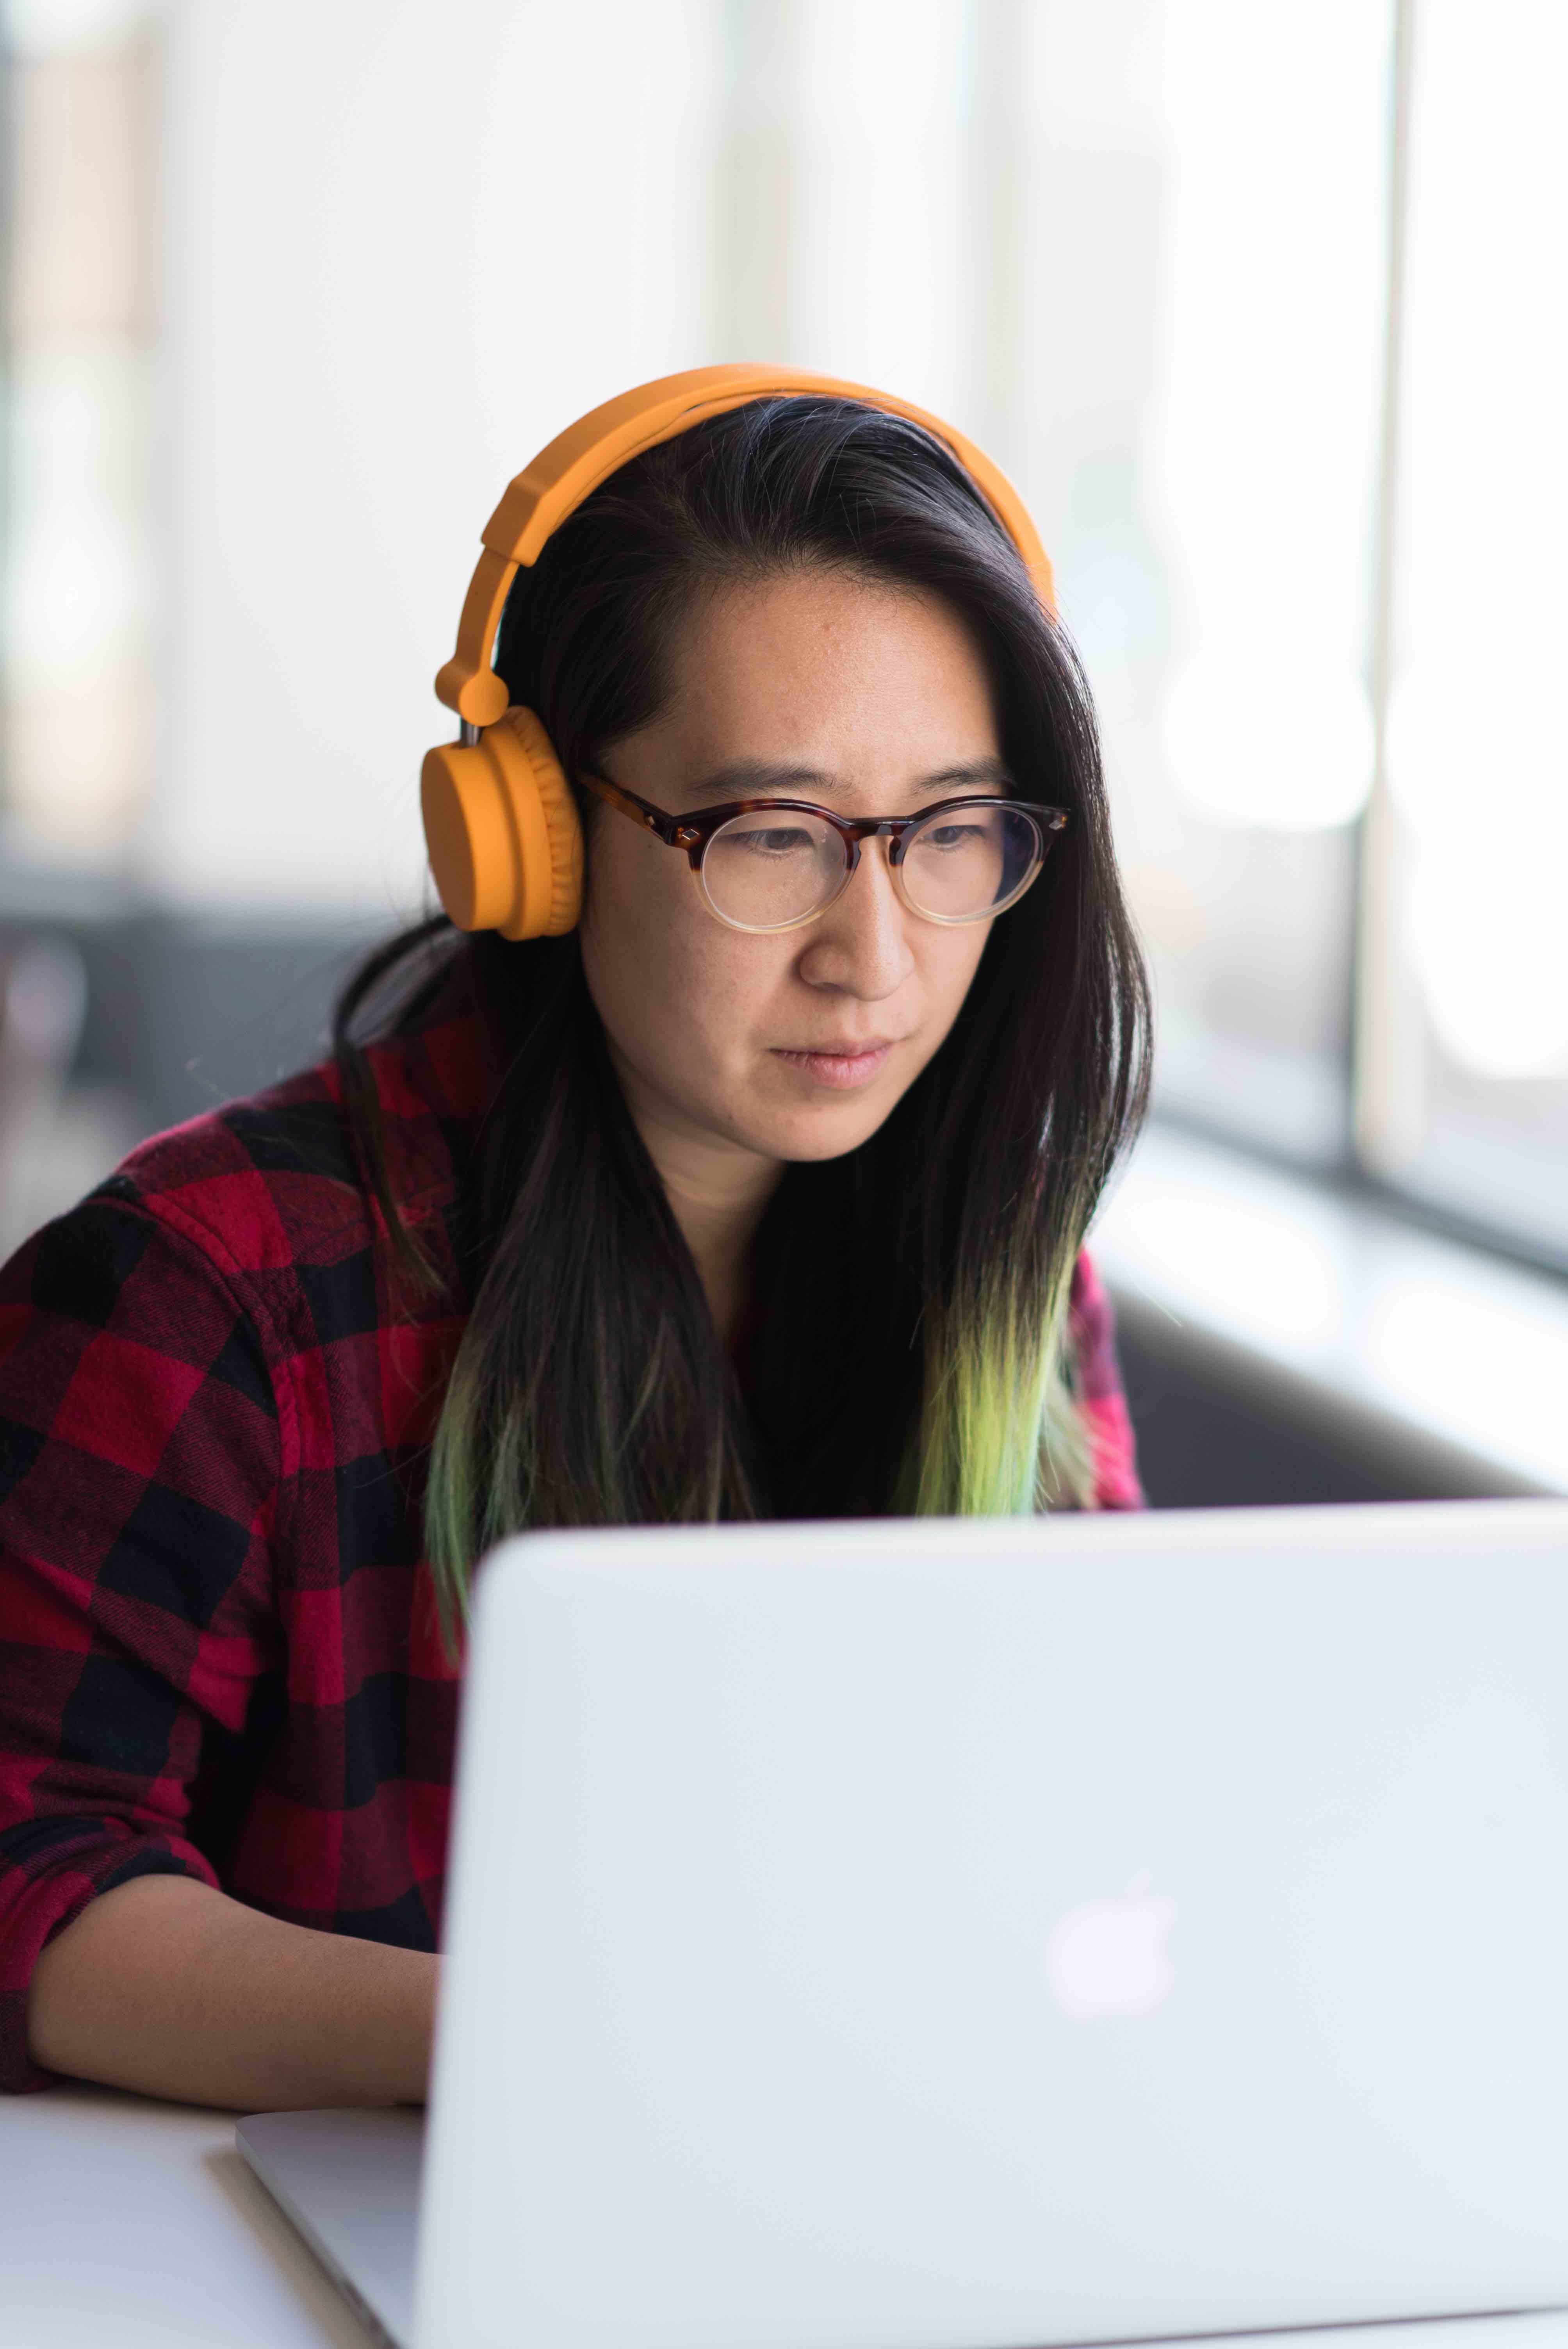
[746,1092,902,1164]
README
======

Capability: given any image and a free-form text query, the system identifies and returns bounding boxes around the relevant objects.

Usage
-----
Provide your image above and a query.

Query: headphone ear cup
[499,707,583,937]
[420,706,584,941]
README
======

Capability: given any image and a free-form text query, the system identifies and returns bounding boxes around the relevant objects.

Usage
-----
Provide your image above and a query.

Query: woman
[0,375,1150,2110]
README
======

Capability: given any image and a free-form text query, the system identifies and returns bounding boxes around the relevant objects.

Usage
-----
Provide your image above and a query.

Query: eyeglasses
[578,769,1070,934]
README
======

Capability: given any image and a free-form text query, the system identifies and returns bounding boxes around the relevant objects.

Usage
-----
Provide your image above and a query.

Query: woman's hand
[27,1873,440,2112]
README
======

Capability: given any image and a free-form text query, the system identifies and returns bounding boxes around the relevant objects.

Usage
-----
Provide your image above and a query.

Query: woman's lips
[769,1043,894,1089]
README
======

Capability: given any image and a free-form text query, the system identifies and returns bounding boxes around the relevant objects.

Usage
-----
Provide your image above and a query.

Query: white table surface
[0,2080,376,2348]
[5,2080,1568,2349]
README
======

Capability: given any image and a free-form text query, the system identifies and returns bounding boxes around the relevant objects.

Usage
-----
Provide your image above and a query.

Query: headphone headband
[434,364,1054,726]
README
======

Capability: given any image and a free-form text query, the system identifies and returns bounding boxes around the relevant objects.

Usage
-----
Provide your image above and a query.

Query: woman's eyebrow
[688,754,1017,801]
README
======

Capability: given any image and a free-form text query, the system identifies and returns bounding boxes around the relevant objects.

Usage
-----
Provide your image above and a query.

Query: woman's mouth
[769,1042,894,1089]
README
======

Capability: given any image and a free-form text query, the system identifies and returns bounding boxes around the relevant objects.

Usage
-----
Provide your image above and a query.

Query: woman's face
[578,569,1007,1171]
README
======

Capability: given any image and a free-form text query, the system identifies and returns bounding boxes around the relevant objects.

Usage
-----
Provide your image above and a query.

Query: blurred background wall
[1,0,1564,1502]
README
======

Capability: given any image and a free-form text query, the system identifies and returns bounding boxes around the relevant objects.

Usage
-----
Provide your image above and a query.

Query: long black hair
[333,397,1151,1636]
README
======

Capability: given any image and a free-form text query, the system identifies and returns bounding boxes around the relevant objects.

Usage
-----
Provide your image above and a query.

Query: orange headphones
[420,364,1055,943]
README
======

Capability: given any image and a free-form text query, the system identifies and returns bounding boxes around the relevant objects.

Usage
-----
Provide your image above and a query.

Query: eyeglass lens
[698,804,1045,932]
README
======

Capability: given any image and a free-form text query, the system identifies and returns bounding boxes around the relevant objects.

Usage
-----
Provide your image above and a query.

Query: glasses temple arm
[577,768,683,843]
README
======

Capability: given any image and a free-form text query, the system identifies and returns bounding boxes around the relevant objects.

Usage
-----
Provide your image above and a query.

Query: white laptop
[239,1499,1568,2349]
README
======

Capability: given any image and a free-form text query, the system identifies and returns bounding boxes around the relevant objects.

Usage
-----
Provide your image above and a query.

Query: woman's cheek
[584,853,738,1083]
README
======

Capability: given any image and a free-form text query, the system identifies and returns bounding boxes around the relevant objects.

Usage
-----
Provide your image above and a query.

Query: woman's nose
[795,839,916,999]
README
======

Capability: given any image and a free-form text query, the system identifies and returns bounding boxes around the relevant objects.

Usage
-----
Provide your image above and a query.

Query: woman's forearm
[26,1872,439,2112]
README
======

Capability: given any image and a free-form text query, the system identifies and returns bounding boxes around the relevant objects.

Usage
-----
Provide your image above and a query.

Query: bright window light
[1145,0,1388,833]
[1387,2,1568,1081]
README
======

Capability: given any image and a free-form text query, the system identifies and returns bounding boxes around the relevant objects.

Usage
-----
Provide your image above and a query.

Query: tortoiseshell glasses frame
[577,768,1071,934]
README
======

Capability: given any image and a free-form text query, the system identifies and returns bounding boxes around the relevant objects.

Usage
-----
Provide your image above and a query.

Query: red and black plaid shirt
[0,1006,1141,2092]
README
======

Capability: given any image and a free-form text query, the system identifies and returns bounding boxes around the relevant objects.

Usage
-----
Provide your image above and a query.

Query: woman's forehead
[647,570,1003,784]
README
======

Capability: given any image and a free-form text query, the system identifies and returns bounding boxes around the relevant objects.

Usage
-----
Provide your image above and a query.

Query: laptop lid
[415,1499,1568,2349]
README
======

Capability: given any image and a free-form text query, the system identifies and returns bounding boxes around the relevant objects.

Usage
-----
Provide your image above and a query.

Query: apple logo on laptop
[1047,1873,1176,2019]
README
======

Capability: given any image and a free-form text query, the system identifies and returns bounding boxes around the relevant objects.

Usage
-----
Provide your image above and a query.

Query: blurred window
[1358,0,1568,1265]
[1,0,159,867]
[1050,1,1393,1170]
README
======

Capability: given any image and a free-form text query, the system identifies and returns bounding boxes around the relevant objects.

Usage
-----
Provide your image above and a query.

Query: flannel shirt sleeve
[0,1191,283,2092]
[1069,1249,1144,1510]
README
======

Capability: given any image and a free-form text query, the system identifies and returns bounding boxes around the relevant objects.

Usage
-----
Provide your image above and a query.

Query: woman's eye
[925,822,985,850]
[739,826,814,856]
